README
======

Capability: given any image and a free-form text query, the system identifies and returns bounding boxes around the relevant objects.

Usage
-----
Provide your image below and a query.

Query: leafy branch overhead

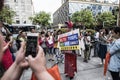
[0,6,15,24]
[71,9,116,29]
[71,9,94,28]
[29,11,51,27]
[96,12,116,28]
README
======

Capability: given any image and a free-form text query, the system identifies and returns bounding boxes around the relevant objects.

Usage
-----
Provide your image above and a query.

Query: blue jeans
[48,47,54,55]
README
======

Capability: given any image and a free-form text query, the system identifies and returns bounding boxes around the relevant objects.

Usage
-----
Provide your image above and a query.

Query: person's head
[45,33,49,38]
[111,27,120,39]
[31,28,35,33]
[51,32,54,36]
[0,33,3,61]
[5,33,12,42]
[19,30,26,38]
[57,30,62,35]
[88,31,92,36]
[41,31,45,37]
[102,28,108,35]
[47,31,51,36]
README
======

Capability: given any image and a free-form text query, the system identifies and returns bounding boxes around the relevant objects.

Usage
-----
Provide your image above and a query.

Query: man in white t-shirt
[93,29,100,57]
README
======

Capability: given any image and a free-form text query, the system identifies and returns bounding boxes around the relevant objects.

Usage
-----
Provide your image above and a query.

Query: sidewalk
[20,49,112,80]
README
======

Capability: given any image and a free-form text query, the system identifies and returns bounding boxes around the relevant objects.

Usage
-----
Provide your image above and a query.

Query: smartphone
[25,33,39,57]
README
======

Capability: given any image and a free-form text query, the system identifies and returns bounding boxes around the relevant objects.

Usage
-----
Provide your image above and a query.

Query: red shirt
[1,41,13,70]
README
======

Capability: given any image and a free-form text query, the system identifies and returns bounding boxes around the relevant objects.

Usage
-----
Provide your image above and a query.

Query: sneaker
[83,60,88,63]
[51,59,54,61]
[56,61,59,64]
[88,58,90,60]
[78,54,81,56]
[99,62,103,65]
[62,60,64,64]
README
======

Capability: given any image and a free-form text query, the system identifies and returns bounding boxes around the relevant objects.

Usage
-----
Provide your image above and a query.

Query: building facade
[53,0,118,26]
[4,0,34,24]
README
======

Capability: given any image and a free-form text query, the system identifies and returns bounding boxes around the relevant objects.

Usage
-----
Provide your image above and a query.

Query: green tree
[0,7,15,24]
[29,11,51,28]
[71,9,94,28]
[96,12,116,28]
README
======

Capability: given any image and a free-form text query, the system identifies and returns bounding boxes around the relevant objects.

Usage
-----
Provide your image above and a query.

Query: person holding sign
[59,29,80,79]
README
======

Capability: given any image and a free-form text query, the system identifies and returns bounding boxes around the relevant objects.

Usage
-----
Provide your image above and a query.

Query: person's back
[107,27,120,80]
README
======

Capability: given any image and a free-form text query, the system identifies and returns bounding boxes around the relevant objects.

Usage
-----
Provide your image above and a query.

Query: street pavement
[20,49,112,80]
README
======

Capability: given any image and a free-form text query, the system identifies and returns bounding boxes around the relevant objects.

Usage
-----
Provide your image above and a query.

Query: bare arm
[1,42,28,80]
[2,42,10,52]
[1,62,23,80]
[28,46,55,80]
[35,67,54,80]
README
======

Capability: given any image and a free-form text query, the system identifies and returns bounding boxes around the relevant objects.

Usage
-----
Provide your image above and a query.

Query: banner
[58,29,80,50]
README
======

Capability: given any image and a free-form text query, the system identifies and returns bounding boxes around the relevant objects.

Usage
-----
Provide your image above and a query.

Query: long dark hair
[113,27,120,34]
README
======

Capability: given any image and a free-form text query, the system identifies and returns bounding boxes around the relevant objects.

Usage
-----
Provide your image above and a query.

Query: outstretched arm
[28,46,55,80]
[1,42,28,80]
[1,62,23,80]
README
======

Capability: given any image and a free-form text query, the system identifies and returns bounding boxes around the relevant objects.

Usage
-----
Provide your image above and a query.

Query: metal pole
[103,21,104,28]
[117,14,119,26]
[119,0,120,26]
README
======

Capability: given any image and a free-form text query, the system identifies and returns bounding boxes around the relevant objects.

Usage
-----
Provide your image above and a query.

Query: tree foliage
[29,11,51,27]
[71,9,94,28]
[96,12,116,28]
[0,7,15,24]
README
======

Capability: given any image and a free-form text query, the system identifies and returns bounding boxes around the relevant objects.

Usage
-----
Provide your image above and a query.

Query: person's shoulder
[116,39,120,43]
[114,39,120,47]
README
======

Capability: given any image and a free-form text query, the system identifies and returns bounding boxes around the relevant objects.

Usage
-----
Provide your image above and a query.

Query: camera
[25,33,38,57]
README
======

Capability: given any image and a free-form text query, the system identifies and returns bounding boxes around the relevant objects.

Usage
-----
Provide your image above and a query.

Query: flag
[104,52,110,76]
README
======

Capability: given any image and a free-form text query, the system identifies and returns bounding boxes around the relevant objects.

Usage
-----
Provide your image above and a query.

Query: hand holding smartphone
[25,33,39,57]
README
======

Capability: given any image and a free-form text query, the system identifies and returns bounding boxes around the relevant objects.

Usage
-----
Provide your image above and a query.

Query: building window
[21,0,24,3]
[16,20,20,24]
[23,21,26,24]
[4,0,9,2]
[14,0,18,2]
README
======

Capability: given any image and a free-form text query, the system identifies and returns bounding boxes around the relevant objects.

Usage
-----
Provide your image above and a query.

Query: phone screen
[25,33,38,57]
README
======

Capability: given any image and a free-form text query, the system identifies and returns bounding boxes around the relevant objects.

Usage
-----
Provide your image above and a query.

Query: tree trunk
[0,0,4,11]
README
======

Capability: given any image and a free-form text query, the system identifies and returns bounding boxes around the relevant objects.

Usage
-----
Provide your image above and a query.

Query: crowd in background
[0,21,55,80]
[0,20,120,80]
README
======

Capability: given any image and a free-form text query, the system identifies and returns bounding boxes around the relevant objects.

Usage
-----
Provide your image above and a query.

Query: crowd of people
[0,21,55,80]
[1,18,120,80]
[0,0,120,80]
[0,18,120,80]
[78,27,120,80]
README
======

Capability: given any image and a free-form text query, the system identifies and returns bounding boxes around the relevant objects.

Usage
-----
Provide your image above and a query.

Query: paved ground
[20,49,112,80]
